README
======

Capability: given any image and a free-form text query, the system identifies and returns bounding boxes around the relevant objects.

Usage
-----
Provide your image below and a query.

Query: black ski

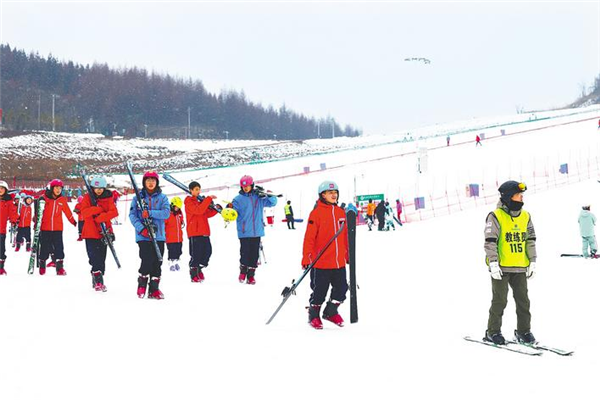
[347,209,358,323]
[126,161,163,262]
[561,254,600,258]
[255,185,283,198]
[266,221,347,325]
[81,171,122,269]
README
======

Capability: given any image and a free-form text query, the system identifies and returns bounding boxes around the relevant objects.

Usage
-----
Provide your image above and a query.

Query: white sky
[1,1,599,134]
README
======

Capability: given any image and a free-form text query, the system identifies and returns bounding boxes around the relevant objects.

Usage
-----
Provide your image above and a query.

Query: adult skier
[231,175,277,284]
[0,181,18,275]
[284,200,295,229]
[484,180,537,345]
[375,200,386,231]
[578,205,597,258]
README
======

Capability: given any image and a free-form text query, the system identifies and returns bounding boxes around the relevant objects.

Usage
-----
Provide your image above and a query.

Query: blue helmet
[318,180,339,195]
[89,176,107,189]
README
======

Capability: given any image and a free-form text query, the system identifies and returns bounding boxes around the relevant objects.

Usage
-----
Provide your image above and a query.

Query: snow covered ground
[2,107,600,399]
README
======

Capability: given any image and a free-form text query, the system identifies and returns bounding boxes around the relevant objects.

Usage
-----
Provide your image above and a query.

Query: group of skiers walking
[364,198,403,231]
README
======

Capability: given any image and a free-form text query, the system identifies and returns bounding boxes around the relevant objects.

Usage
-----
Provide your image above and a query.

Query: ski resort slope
[2,112,600,400]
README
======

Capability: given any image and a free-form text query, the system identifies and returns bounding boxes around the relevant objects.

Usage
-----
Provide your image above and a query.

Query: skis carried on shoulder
[463,336,542,356]
[81,171,122,269]
[28,197,46,274]
[254,185,282,198]
[126,161,163,263]
[266,221,347,325]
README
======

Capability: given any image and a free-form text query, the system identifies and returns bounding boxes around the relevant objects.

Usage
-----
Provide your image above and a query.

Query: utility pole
[187,107,191,139]
[317,121,321,139]
[52,94,56,131]
[332,120,335,138]
[37,94,41,130]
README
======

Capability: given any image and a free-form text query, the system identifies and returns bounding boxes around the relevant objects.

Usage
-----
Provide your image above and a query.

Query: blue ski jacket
[129,188,170,242]
[232,189,277,238]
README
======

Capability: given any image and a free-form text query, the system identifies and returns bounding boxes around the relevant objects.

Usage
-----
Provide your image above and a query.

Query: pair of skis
[560,253,600,258]
[266,209,358,325]
[27,197,46,274]
[81,171,122,269]
[464,336,573,356]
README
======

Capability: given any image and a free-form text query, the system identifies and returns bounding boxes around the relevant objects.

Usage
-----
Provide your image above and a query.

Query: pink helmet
[77,196,84,203]
[142,171,160,186]
[49,179,64,188]
[240,175,254,187]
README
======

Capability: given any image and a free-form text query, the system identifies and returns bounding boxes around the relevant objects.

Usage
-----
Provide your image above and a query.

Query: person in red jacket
[0,180,18,275]
[73,196,84,241]
[80,176,118,291]
[165,196,185,272]
[302,180,349,329]
[16,195,34,252]
[37,179,77,276]
[184,181,219,283]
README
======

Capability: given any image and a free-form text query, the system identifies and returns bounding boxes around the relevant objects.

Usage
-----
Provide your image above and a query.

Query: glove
[489,261,502,280]
[140,228,149,238]
[142,210,150,219]
[71,220,77,227]
[526,262,536,279]
[302,264,310,270]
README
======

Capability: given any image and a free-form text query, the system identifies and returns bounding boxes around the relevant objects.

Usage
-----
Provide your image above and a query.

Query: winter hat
[583,205,591,211]
[498,180,526,204]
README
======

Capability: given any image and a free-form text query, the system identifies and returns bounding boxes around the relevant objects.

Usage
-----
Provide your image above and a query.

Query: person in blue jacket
[129,171,170,299]
[232,175,277,285]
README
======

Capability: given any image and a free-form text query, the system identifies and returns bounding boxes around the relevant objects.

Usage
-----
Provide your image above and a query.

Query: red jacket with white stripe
[184,196,217,238]
[18,203,33,228]
[39,190,76,232]
[80,190,118,240]
[0,193,18,234]
[302,200,348,270]
[165,210,184,244]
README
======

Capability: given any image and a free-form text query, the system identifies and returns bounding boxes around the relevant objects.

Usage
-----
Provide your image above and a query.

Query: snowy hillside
[2,106,600,400]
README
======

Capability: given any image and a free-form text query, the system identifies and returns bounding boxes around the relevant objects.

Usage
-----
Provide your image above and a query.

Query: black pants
[239,237,261,268]
[189,236,212,268]
[286,214,295,229]
[39,231,64,260]
[78,221,84,236]
[377,216,385,231]
[167,242,183,261]
[309,268,348,305]
[16,227,31,245]
[138,240,165,277]
[86,238,107,273]
[0,233,6,260]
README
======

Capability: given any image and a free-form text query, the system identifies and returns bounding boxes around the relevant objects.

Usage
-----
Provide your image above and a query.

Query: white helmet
[0,180,9,191]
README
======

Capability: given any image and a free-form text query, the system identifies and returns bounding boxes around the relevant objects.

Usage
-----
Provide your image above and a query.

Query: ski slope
[2,109,600,400]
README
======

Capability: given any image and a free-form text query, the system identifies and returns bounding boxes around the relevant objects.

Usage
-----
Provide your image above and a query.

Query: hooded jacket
[302,199,348,270]
[0,193,18,234]
[80,189,118,240]
[232,188,277,239]
[128,187,170,242]
[39,189,76,232]
[578,209,596,237]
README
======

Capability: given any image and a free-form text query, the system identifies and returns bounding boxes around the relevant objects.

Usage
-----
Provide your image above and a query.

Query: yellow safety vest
[494,208,530,268]
[284,204,292,215]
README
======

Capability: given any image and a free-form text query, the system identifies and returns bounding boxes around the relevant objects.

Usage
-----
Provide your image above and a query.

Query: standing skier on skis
[303,180,349,329]
[231,175,277,285]
[129,171,170,299]
[38,179,77,276]
[184,181,219,283]
[165,196,185,273]
[0,181,18,275]
[80,176,118,291]
[484,180,537,345]
[15,195,34,252]
[578,205,597,258]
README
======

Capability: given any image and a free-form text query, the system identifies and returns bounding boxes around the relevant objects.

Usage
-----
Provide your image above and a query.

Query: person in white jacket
[578,205,597,258]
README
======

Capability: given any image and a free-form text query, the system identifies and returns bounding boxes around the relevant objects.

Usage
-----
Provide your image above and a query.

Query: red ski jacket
[302,200,348,270]
[79,190,118,240]
[39,190,76,232]
[74,203,84,222]
[0,193,18,234]
[184,196,218,238]
[165,210,184,244]
[18,204,33,228]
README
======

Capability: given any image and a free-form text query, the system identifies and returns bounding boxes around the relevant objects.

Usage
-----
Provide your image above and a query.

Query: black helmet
[498,180,526,204]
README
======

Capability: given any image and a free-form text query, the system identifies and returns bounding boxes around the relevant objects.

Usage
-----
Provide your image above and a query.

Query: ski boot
[92,271,107,292]
[39,259,46,276]
[484,330,506,345]
[322,300,344,327]
[55,259,67,276]
[26,243,31,252]
[239,265,248,283]
[246,267,256,285]
[308,304,323,330]
[147,277,164,299]
[15,243,21,252]
[0,260,6,275]
[169,260,177,272]
[514,330,537,344]
[190,266,204,283]
[137,275,149,298]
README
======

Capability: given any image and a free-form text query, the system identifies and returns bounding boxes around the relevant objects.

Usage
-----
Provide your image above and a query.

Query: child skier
[384,201,395,231]
[16,195,34,252]
[0,180,18,275]
[484,180,537,345]
[80,176,118,291]
[38,179,77,276]
[302,180,348,329]
[129,171,170,299]
[578,205,597,258]
[165,196,185,272]
[395,199,403,226]
[184,182,219,282]
[73,196,84,241]
[232,175,277,284]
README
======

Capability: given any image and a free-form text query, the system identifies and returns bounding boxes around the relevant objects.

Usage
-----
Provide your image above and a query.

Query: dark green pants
[487,272,531,334]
